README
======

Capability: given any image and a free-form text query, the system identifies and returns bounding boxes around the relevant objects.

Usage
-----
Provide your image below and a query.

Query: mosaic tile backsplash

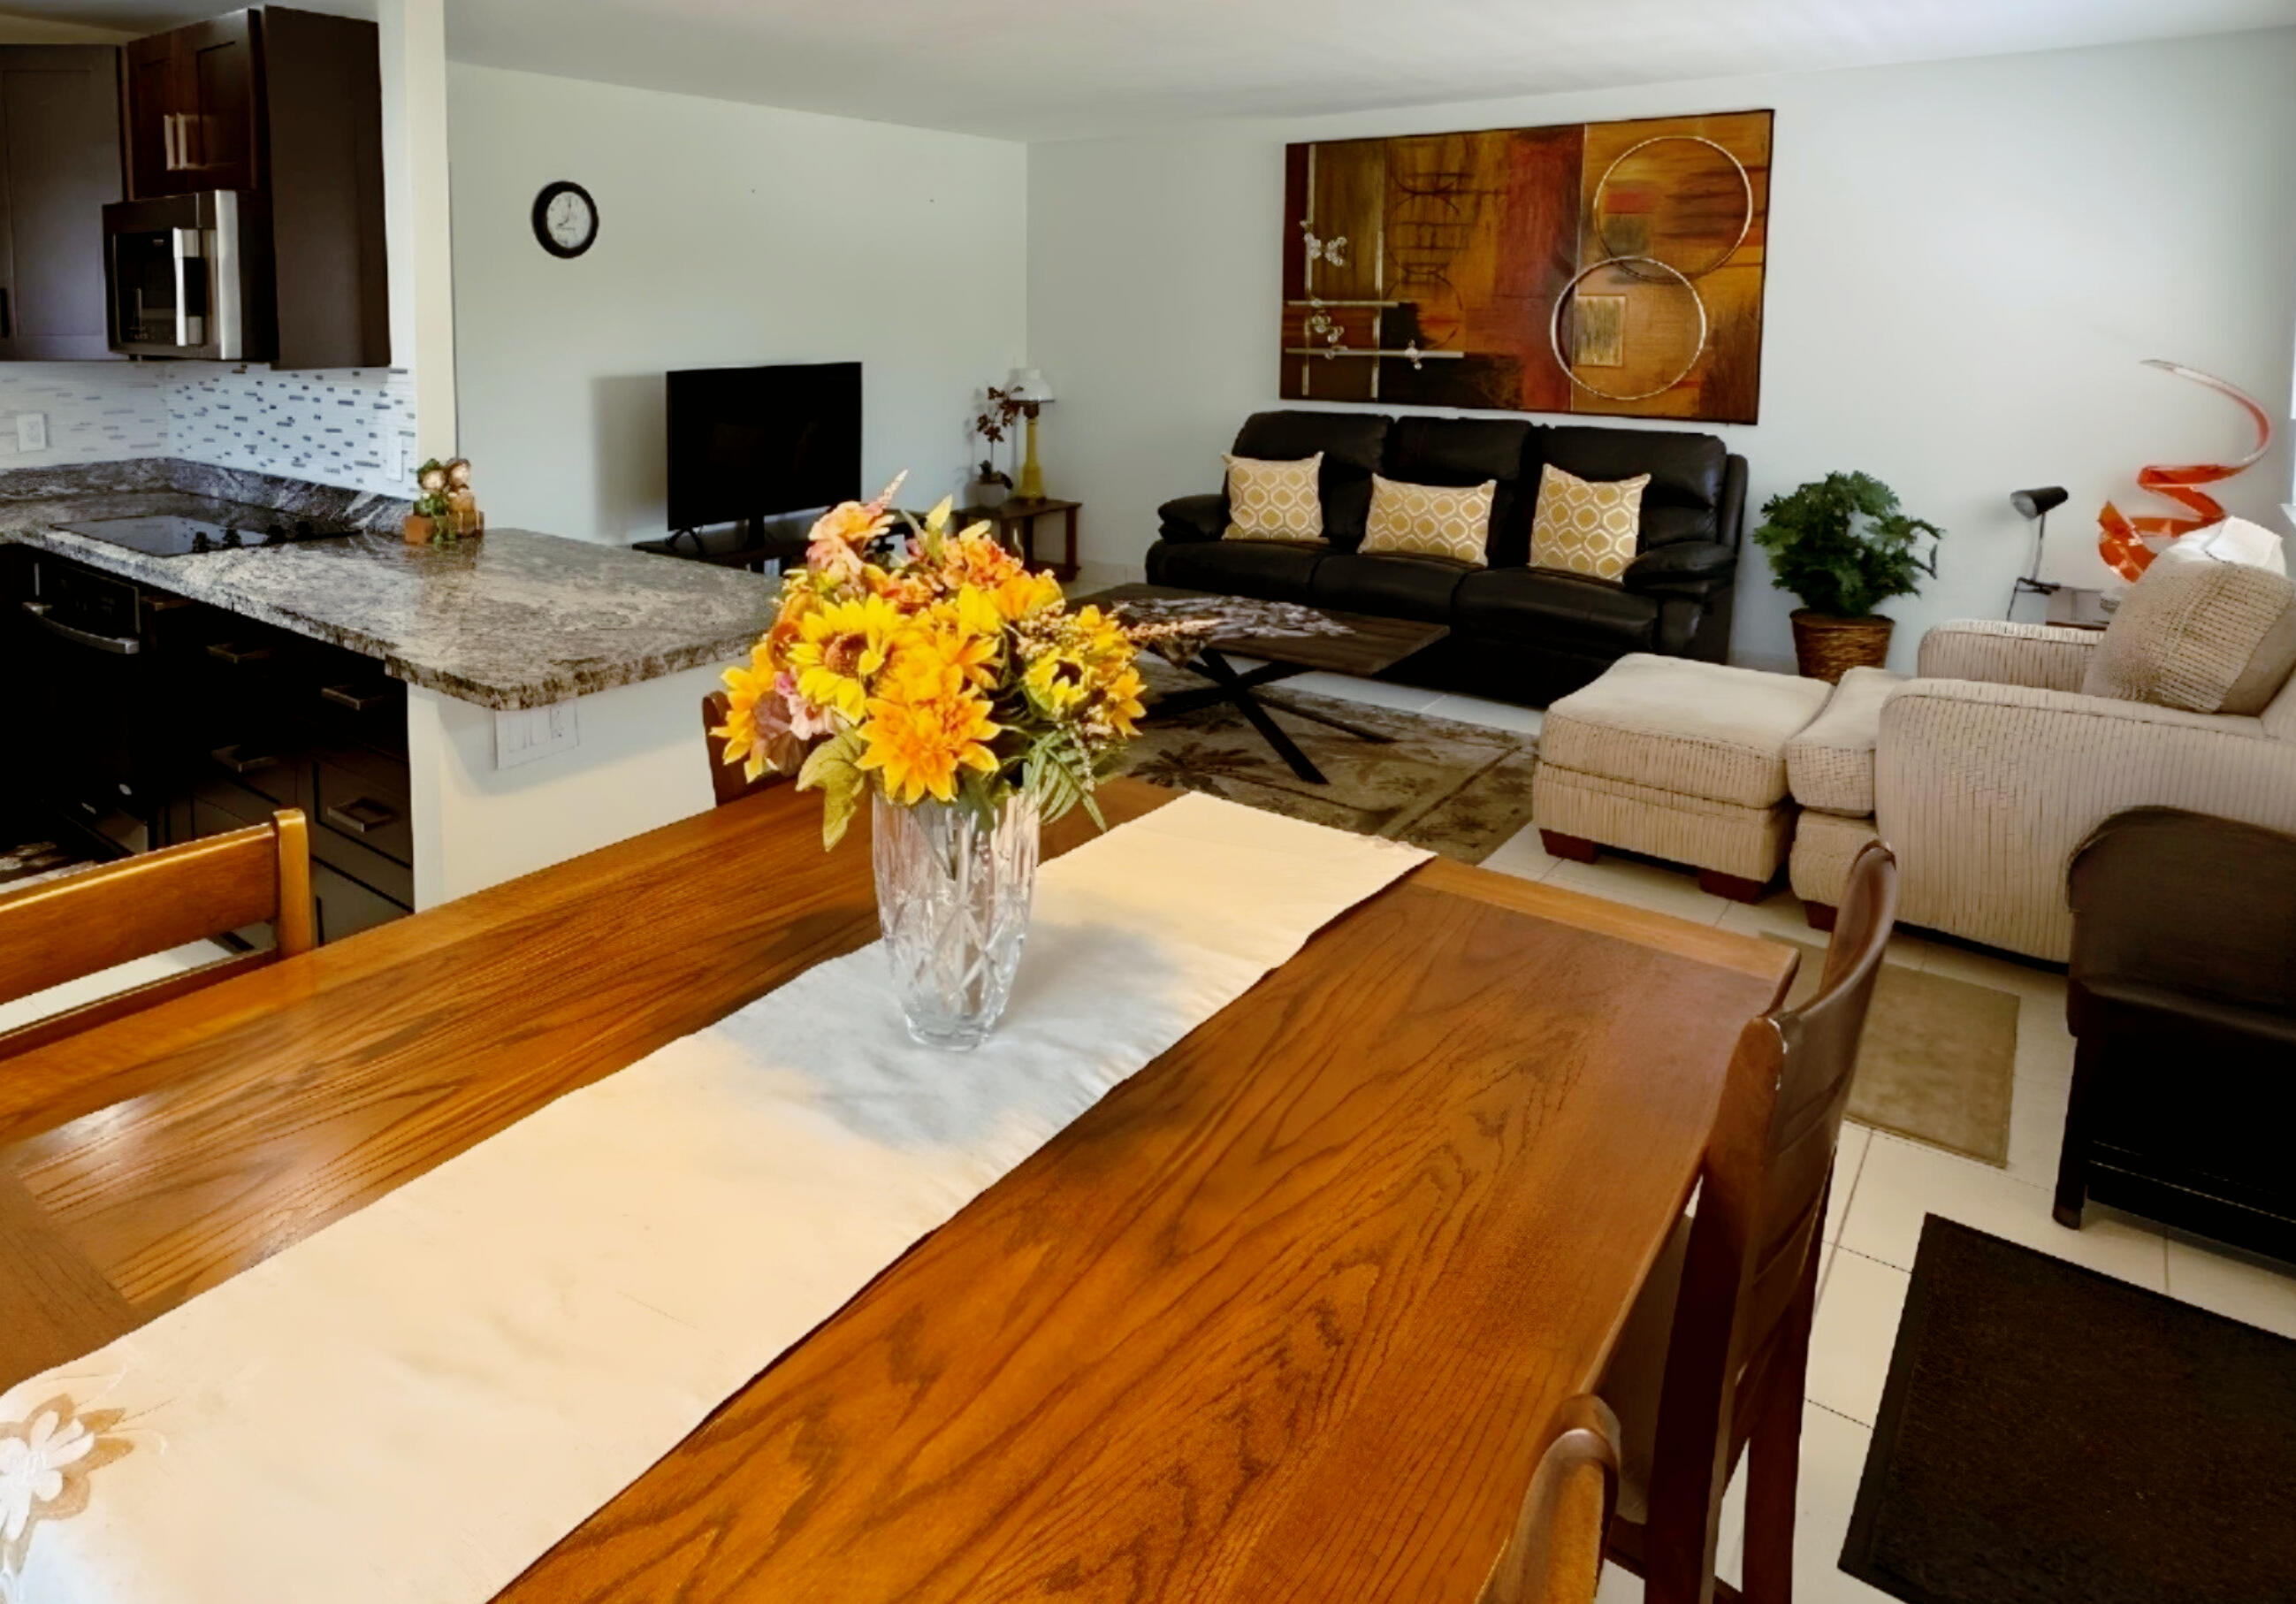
[0,362,416,497]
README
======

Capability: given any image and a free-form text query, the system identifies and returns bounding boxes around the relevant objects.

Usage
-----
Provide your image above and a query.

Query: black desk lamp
[2008,485,2069,619]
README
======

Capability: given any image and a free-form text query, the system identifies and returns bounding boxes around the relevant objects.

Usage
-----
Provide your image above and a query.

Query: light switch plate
[493,701,580,770]
[392,430,418,483]
[16,413,46,453]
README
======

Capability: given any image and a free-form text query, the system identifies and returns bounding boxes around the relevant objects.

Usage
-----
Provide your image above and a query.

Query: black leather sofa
[1148,411,1748,706]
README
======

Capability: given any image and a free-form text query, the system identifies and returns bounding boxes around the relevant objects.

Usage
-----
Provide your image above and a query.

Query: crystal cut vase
[872,791,1041,1050]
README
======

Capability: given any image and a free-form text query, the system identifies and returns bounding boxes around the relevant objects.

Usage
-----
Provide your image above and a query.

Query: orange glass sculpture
[2097,360,2273,581]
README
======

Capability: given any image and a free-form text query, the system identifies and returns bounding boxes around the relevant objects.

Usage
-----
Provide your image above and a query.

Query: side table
[963,496,1080,582]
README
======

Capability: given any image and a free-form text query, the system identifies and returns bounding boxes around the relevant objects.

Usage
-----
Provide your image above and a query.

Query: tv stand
[636,516,810,574]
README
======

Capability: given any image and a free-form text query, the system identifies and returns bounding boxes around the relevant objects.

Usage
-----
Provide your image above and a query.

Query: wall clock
[531,180,599,258]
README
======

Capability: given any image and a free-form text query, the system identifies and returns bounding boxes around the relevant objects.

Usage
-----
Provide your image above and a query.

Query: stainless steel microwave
[103,190,274,361]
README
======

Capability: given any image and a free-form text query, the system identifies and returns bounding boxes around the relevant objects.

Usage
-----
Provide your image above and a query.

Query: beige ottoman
[1533,653,1833,900]
[1783,666,1904,928]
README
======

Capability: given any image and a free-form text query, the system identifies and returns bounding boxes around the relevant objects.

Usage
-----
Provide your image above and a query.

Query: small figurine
[404,456,485,546]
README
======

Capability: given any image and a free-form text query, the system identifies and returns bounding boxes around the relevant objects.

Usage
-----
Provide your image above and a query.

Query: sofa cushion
[1222,452,1325,545]
[1530,463,1649,581]
[1360,475,1494,566]
[1543,426,1726,547]
[1232,410,1391,550]
[1386,416,1535,566]
[1308,553,1471,623]
[2081,547,2296,714]
[1544,653,1833,808]
[1787,666,1904,815]
[1148,537,1324,602]
[1456,568,1659,651]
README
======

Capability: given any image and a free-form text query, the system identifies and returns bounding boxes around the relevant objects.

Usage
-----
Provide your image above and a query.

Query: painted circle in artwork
[1549,256,1710,404]
[1590,134,1752,281]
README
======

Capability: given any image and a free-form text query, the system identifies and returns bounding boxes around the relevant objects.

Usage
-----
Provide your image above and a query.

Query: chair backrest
[0,809,314,1063]
[702,690,796,808]
[1639,841,1899,1596]
[1482,1394,1621,1604]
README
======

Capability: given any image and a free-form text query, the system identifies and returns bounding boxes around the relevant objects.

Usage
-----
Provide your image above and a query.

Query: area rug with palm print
[1118,663,1538,863]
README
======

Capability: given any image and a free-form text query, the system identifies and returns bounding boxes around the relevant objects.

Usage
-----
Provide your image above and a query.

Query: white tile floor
[1300,669,2296,1604]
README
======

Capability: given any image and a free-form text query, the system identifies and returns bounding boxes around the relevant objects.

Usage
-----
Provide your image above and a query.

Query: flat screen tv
[665,361,861,531]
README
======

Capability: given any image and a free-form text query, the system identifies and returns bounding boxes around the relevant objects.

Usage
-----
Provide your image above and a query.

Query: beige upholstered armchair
[1789,620,2296,961]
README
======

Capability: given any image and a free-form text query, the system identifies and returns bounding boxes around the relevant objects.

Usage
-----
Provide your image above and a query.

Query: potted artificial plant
[968,386,1023,511]
[1751,471,1942,682]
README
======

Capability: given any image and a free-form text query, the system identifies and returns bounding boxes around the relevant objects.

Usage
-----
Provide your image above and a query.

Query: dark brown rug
[1842,1216,2296,1604]
[1119,668,1538,863]
[1768,937,2018,1167]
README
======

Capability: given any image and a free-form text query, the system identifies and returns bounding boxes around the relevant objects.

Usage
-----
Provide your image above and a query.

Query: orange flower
[856,686,1001,805]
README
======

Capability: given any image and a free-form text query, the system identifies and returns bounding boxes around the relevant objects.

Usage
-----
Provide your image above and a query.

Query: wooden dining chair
[0,809,315,1063]
[1598,840,1899,1604]
[702,690,798,807]
[1481,1394,1622,1604]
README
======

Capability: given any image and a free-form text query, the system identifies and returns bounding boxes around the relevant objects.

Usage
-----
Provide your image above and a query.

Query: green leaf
[796,731,867,848]
[1751,471,1943,618]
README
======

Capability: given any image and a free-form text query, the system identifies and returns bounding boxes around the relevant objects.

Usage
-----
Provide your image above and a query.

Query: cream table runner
[0,794,1427,1603]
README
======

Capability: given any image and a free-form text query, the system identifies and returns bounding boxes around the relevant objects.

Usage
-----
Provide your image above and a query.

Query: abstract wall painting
[1281,111,1773,424]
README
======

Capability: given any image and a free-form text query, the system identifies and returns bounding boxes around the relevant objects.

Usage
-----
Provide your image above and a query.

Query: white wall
[446,65,1028,545]
[1026,29,2296,671]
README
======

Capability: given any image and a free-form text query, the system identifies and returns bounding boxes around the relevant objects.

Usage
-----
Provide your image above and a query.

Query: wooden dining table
[0,778,1792,1602]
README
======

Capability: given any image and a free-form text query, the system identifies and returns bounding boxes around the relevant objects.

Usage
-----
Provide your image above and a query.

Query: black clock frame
[531,180,599,259]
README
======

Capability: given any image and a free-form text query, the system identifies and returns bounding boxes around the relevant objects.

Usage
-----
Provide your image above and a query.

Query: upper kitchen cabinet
[0,47,126,360]
[115,6,387,369]
[122,12,258,198]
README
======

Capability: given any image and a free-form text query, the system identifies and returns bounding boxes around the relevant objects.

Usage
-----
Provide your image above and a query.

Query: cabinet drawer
[204,738,308,810]
[313,752,410,867]
[308,671,408,758]
[311,860,408,945]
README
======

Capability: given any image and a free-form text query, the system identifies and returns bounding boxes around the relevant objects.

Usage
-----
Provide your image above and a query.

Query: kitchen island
[3,462,775,915]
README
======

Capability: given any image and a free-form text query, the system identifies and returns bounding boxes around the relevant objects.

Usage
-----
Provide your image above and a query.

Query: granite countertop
[0,462,778,711]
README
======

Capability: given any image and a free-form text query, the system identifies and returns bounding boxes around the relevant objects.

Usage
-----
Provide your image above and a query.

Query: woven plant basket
[1789,609,1894,683]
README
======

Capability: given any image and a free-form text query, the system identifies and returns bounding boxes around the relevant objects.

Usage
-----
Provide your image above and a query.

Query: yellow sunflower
[1022,644,1091,716]
[783,594,902,721]
[856,685,1001,805]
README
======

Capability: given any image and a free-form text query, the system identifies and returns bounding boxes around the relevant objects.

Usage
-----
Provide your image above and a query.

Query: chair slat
[0,811,312,1063]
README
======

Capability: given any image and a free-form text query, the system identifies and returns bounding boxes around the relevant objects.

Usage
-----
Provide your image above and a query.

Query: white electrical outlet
[393,430,418,482]
[15,413,46,453]
[493,701,581,770]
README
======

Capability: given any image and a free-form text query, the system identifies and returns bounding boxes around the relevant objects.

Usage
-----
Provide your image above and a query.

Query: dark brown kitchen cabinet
[120,11,260,199]
[0,46,125,359]
[114,6,387,368]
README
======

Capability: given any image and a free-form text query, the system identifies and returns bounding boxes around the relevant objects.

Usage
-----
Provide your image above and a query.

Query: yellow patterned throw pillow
[1530,463,1649,581]
[1359,475,1496,567]
[1222,453,1324,545]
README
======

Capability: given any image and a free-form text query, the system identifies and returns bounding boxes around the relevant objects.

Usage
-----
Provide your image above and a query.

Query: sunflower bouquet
[714,474,1161,847]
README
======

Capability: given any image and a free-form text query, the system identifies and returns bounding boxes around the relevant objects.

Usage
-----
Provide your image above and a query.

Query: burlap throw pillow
[2082,548,2296,714]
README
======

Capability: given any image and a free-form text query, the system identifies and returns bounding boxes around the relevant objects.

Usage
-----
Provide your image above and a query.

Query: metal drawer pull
[320,684,390,712]
[20,600,140,655]
[210,745,278,775]
[324,798,400,836]
[206,640,273,665]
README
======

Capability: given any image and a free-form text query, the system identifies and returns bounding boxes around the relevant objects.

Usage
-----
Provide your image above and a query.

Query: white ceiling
[11,0,2296,140]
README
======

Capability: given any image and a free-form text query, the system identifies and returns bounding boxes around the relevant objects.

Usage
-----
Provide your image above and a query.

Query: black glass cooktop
[57,503,363,559]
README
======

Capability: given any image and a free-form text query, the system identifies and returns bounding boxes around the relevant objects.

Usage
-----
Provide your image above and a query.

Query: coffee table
[1092,582,1449,785]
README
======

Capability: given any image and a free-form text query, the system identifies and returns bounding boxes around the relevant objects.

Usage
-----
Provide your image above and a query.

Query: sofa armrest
[1916,619,2099,691]
[1874,678,2296,959]
[1156,493,1228,544]
[1621,539,1738,594]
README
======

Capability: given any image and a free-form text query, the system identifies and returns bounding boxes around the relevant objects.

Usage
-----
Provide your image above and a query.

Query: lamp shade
[1007,367,1054,404]
[2010,485,2068,520]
